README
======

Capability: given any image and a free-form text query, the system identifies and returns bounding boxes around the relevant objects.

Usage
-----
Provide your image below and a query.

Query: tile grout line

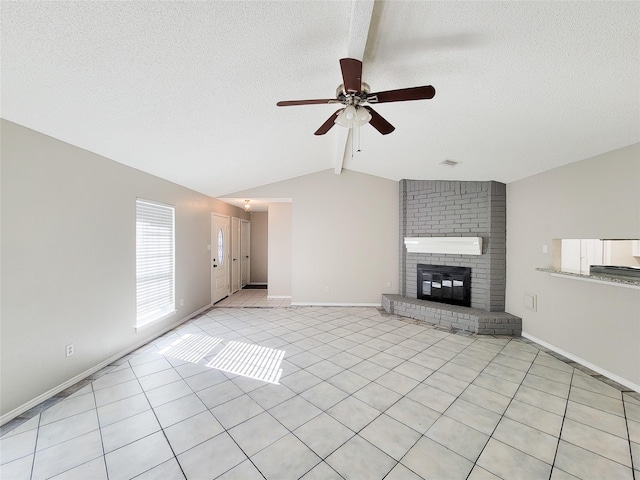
[28,411,42,480]
[549,381,636,476]
[459,338,541,480]
[89,380,110,480]
[547,360,575,480]
[128,358,190,480]
[622,395,637,480]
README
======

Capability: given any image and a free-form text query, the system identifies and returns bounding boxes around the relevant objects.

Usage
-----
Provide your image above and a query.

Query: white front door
[241,219,251,288]
[212,214,230,304]
[231,217,241,294]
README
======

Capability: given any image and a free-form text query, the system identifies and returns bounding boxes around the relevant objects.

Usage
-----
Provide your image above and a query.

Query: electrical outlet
[325,286,330,293]
[66,344,74,357]
[386,282,392,288]
[180,298,185,306]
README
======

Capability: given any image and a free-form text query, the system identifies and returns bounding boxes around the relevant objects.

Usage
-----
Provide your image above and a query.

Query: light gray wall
[0,120,246,419]
[506,143,640,388]
[250,211,268,284]
[229,169,399,305]
[267,203,292,297]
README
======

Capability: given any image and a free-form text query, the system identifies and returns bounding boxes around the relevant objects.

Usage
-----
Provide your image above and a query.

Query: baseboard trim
[290,302,381,307]
[522,331,640,393]
[0,304,212,427]
[267,295,292,299]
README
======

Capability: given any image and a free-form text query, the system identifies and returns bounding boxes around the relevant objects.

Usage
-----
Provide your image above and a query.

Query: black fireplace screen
[417,264,471,307]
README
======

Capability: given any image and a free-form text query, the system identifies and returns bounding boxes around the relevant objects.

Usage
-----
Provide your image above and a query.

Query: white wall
[506,143,640,389]
[609,240,640,267]
[228,169,399,305]
[267,203,292,297]
[249,211,268,284]
[0,120,246,419]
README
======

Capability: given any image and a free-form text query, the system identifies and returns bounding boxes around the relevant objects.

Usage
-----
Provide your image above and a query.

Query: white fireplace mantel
[404,237,483,255]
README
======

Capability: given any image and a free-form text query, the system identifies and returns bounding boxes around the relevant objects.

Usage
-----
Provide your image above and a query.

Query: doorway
[211,213,230,304]
[241,219,251,288]
[231,217,241,294]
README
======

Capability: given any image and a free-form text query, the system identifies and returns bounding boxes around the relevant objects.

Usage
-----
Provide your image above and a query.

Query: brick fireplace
[383,180,521,335]
[400,180,506,311]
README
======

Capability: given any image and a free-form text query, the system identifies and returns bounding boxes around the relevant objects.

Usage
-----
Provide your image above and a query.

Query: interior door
[211,214,230,304]
[241,219,251,287]
[231,217,241,294]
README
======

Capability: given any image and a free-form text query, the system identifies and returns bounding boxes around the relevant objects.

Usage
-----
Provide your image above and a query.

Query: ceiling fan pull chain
[351,129,354,158]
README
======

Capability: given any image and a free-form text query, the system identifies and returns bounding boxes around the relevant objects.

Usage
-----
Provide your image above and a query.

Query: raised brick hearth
[382,294,522,335]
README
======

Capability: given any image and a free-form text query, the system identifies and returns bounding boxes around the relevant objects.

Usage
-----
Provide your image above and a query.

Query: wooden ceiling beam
[335,0,375,175]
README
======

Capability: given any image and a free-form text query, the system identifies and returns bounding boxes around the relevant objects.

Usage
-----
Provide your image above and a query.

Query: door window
[217,228,224,265]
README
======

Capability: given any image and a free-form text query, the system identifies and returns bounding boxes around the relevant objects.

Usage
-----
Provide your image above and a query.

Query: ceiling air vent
[439,159,459,167]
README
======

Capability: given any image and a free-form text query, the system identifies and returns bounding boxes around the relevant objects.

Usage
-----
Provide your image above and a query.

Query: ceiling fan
[276,58,435,136]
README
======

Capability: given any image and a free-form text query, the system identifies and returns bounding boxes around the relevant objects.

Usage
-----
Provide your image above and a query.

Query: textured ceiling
[2,1,639,198]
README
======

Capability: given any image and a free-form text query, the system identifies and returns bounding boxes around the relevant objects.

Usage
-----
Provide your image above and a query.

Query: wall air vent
[404,237,483,255]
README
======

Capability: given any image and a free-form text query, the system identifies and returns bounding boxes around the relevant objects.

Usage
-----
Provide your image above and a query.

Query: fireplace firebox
[417,264,471,307]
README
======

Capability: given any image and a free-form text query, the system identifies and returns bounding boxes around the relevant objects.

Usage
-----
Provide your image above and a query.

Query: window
[136,198,175,329]
[217,227,224,265]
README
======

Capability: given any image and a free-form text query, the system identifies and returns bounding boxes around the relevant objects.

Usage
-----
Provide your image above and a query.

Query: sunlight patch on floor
[206,340,285,384]
[158,334,223,363]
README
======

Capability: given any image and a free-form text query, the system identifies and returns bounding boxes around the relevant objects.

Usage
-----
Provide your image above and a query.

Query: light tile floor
[215,289,290,308]
[1,305,639,479]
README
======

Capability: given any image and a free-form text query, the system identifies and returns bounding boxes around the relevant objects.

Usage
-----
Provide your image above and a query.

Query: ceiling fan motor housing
[336,82,371,105]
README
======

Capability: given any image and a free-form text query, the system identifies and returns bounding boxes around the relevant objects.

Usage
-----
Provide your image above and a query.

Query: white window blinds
[136,199,175,327]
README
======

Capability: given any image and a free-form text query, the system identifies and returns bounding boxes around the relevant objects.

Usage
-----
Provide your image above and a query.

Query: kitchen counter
[536,268,640,289]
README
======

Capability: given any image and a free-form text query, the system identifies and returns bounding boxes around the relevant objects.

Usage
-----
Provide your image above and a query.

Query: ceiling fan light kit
[334,105,371,128]
[277,58,435,136]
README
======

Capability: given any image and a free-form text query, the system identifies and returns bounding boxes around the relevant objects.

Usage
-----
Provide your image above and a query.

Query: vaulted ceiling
[2,1,638,198]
